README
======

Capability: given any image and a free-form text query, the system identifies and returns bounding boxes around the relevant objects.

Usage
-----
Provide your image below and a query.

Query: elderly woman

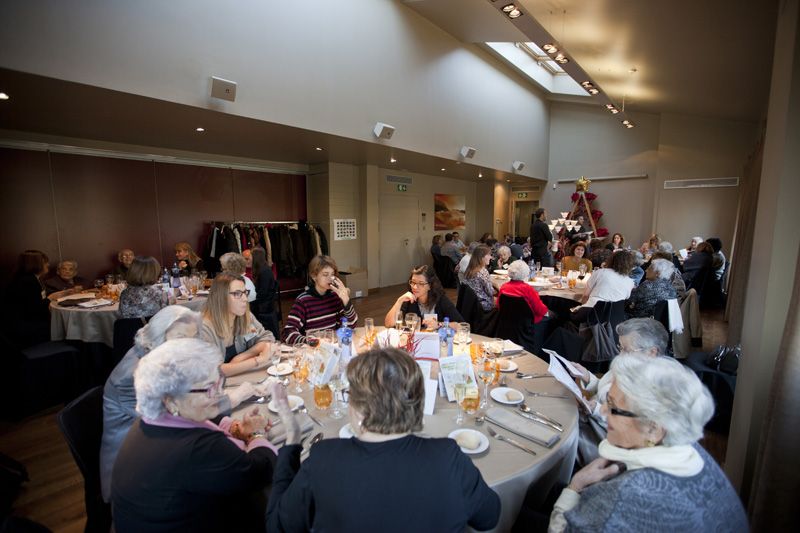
[44,259,87,295]
[201,273,274,376]
[118,256,167,318]
[220,252,257,303]
[111,338,277,533]
[549,354,746,531]
[100,306,271,501]
[497,260,549,323]
[627,259,678,318]
[267,348,500,531]
[385,264,462,329]
[113,249,135,280]
[282,255,357,345]
[490,245,512,272]
[174,241,204,276]
[462,245,496,312]
[562,241,593,274]
[687,235,704,254]
[682,241,714,286]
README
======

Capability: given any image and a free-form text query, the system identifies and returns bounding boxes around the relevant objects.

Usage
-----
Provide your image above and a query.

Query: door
[514,200,539,238]
[379,194,420,287]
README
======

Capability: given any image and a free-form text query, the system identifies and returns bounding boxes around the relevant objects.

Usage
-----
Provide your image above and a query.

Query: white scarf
[598,439,704,477]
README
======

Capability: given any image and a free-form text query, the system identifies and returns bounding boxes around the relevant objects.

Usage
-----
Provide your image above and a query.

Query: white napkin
[667,299,684,334]
[503,340,524,354]
[77,298,113,308]
[486,407,560,448]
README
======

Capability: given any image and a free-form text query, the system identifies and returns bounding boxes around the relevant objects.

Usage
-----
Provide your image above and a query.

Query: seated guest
[174,241,204,276]
[452,231,467,253]
[490,245,512,272]
[687,235,704,254]
[462,245,496,312]
[639,233,660,256]
[605,232,625,252]
[385,265,462,329]
[589,248,612,270]
[3,250,51,347]
[650,251,686,299]
[220,252,257,303]
[655,241,683,271]
[249,247,278,330]
[627,259,678,318]
[113,249,135,280]
[202,273,274,376]
[267,348,500,532]
[119,256,167,319]
[562,242,593,274]
[510,236,525,260]
[44,259,87,295]
[629,251,646,286]
[282,255,357,345]
[498,261,549,323]
[440,233,463,264]
[430,234,443,257]
[242,248,254,279]
[706,237,726,280]
[111,338,277,533]
[549,354,746,532]
[579,250,635,309]
[479,232,493,244]
[101,307,271,501]
[682,242,714,286]
[456,241,480,284]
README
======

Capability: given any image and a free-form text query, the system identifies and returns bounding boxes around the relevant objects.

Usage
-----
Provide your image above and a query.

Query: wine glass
[453,382,466,425]
[478,364,494,409]
[555,262,562,276]
[394,310,404,330]
[578,263,587,280]
[364,318,376,346]
[268,342,281,369]
[328,371,345,419]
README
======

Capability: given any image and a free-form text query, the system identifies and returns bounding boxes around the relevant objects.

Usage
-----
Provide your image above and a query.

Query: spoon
[297,405,323,427]
[519,403,563,431]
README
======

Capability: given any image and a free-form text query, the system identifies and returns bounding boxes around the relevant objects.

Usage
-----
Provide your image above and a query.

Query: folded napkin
[268,414,315,446]
[486,407,560,448]
[77,298,113,308]
[57,292,96,303]
[503,340,524,354]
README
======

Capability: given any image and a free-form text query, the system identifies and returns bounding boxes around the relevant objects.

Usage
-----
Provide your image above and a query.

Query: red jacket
[497,280,549,323]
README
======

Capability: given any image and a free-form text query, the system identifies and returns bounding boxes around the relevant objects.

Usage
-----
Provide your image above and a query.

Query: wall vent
[664,177,739,189]
[386,174,412,185]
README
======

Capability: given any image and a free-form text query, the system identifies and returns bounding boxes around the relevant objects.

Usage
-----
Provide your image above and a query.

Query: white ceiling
[405,0,778,122]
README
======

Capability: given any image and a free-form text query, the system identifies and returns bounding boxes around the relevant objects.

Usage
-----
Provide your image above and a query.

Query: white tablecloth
[50,297,207,346]
[228,330,579,532]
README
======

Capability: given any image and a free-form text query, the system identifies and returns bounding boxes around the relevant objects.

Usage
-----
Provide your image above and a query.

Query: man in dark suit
[529,208,554,267]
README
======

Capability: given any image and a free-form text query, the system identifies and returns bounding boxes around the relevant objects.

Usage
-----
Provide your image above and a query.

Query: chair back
[112,317,149,364]
[456,283,485,332]
[57,386,112,533]
[651,300,674,356]
[496,294,548,355]
[433,254,457,289]
[590,299,628,344]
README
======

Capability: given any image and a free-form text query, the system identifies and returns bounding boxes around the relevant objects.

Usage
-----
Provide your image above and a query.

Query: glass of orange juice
[314,383,333,410]
[461,389,479,414]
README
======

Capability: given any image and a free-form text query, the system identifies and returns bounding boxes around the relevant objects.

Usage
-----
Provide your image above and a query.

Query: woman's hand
[330,277,351,306]
[274,383,302,446]
[573,363,591,383]
[568,458,622,493]
[178,260,188,269]
[240,407,268,436]
[397,291,416,305]
[422,316,438,330]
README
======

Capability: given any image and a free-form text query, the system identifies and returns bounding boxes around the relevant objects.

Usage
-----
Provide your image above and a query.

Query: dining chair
[112,316,150,366]
[57,386,112,533]
[496,294,550,358]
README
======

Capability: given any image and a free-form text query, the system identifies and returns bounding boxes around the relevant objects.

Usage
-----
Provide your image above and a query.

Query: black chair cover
[112,317,150,365]
[496,294,551,357]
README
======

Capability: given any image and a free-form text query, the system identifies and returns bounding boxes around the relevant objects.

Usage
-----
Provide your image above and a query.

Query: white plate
[448,429,489,455]
[339,423,355,438]
[267,363,294,376]
[497,360,519,373]
[490,387,525,405]
[493,269,509,275]
[267,395,304,413]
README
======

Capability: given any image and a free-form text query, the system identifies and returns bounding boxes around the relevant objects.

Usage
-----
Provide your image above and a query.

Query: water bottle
[161,268,170,291]
[170,262,181,289]
[439,317,454,358]
[336,318,353,366]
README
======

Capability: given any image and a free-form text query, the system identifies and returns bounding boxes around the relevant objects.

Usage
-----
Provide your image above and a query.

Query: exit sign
[397,184,408,192]
[517,192,529,199]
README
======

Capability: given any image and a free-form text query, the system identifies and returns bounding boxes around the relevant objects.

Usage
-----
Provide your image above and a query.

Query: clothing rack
[208,220,323,225]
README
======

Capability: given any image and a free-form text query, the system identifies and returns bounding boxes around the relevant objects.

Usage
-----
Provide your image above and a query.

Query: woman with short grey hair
[219,252,257,302]
[497,260,549,324]
[549,354,747,532]
[627,258,678,318]
[112,338,276,532]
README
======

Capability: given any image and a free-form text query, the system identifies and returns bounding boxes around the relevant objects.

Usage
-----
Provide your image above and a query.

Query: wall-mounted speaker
[460,146,476,159]
[512,160,526,172]
[373,122,396,140]
[210,76,237,101]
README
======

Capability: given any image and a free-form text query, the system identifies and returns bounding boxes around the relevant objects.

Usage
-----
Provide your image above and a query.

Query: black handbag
[579,309,619,363]
[706,344,740,375]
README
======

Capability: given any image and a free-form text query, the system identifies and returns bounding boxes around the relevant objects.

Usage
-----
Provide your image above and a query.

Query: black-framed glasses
[606,395,639,418]
[409,281,429,288]
[228,289,251,299]
[189,375,226,398]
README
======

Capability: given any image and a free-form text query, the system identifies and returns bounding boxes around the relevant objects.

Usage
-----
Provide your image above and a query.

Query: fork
[486,426,537,455]
[525,390,570,399]
[297,405,323,427]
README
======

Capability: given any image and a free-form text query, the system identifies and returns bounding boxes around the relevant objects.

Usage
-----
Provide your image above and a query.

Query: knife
[515,410,563,433]
[486,416,559,448]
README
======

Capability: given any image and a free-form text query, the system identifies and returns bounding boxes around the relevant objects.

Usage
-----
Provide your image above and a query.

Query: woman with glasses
[111,338,277,533]
[201,272,274,376]
[384,264,462,329]
[281,255,357,345]
[548,354,746,532]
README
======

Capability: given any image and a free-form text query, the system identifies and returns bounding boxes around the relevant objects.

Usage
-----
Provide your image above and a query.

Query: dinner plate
[267,363,294,376]
[490,387,524,405]
[280,344,294,354]
[339,423,355,438]
[497,360,519,373]
[493,269,509,275]
[267,395,304,413]
[448,429,489,455]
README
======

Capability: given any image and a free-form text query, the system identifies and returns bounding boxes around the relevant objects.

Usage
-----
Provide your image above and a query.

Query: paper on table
[541,267,555,276]
[678,248,689,259]
[547,355,592,412]
[439,354,478,402]
[414,332,440,360]
[77,298,113,308]
[416,360,432,380]
[310,343,340,386]
[423,378,438,415]
[542,349,583,378]
[503,340,524,354]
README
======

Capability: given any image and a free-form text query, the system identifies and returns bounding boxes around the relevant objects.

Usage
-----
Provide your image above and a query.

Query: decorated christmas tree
[567,176,608,238]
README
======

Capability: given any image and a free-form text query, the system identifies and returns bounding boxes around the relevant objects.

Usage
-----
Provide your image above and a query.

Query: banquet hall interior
[0,0,798,531]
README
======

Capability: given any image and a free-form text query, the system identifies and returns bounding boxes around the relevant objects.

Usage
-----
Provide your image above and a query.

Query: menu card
[546,353,592,412]
[413,332,441,359]
[310,343,341,386]
[438,354,478,402]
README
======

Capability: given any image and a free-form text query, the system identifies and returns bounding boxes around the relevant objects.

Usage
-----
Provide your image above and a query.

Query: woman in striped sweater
[282,255,358,345]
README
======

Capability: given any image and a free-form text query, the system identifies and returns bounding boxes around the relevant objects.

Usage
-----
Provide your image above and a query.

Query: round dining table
[50,296,207,347]
[227,329,581,533]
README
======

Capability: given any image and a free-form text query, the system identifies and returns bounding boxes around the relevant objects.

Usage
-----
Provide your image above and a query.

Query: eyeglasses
[409,281,429,288]
[228,289,251,299]
[189,375,226,398]
[606,395,639,418]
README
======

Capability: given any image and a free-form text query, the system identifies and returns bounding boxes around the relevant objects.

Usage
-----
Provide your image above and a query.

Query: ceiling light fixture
[0,92,9,100]
[588,88,599,95]
[315,147,323,151]
[625,123,635,129]
[195,127,205,132]
[502,4,516,13]
[508,9,522,18]
[554,53,569,64]
[478,172,483,178]
[542,44,557,54]
[390,157,397,163]
[605,104,620,114]
[441,168,446,171]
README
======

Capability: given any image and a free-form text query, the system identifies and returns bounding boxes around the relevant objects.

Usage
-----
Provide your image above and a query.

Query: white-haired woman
[497,260,549,323]
[100,306,271,501]
[111,338,276,533]
[491,245,512,272]
[627,258,678,318]
[549,354,746,532]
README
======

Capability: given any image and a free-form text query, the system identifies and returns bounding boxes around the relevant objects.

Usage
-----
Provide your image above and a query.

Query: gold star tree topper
[576,176,591,192]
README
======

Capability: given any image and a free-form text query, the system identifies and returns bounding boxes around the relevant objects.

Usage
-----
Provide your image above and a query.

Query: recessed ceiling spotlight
[508,9,522,18]
[506,179,511,182]
[581,81,593,88]
[478,172,483,178]
[390,157,397,163]
[315,147,323,151]
[622,120,631,125]
[588,88,599,95]
[554,54,569,64]
[502,4,516,13]
[441,168,446,171]
[605,104,619,114]
[0,92,9,100]
[542,44,557,54]
[195,127,205,132]
[625,123,635,129]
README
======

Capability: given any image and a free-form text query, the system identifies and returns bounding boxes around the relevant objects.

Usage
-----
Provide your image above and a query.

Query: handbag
[706,344,740,375]
[578,309,619,363]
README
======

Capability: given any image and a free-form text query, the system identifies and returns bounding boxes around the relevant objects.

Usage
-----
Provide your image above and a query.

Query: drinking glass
[405,313,420,332]
[555,262,562,276]
[478,365,494,409]
[328,372,345,419]
[292,356,308,393]
[535,261,542,274]
[364,318,376,346]
[578,263,587,280]
[462,389,479,415]
[394,310,404,330]
[453,382,466,425]
[456,323,470,346]
[94,279,104,290]
[313,383,333,410]
[269,343,281,368]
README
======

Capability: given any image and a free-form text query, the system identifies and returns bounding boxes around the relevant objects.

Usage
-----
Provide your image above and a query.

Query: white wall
[0,0,550,178]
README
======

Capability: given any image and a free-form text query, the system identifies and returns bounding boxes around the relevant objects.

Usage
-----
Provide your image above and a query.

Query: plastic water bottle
[336,318,353,366]
[161,268,170,292]
[439,317,454,358]
[170,262,181,289]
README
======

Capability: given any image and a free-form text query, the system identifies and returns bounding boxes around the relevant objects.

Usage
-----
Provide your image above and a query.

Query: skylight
[485,42,585,97]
